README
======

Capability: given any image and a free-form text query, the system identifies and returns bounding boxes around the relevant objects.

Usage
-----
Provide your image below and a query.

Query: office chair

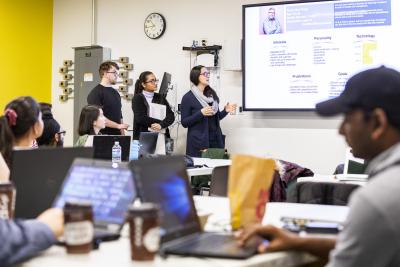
[209,165,229,197]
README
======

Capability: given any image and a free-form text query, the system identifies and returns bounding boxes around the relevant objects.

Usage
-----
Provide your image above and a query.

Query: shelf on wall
[182,45,222,66]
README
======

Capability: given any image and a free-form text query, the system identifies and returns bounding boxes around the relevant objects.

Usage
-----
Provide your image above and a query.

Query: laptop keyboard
[168,233,255,255]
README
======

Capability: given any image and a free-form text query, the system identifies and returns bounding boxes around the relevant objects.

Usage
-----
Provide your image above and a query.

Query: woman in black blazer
[181,65,236,157]
[131,71,175,140]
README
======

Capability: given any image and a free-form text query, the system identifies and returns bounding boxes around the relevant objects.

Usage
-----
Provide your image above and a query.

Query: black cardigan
[131,92,175,140]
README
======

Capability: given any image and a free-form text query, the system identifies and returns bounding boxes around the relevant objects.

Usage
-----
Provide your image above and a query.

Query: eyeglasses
[107,71,118,76]
[145,79,159,84]
[200,72,210,78]
[57,130,66,136]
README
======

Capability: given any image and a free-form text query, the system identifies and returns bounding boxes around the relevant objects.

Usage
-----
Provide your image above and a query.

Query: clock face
[144,13,166,39]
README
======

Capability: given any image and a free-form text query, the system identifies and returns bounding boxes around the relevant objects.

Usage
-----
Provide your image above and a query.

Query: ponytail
[0,96,41,167]
[0,116,16,167]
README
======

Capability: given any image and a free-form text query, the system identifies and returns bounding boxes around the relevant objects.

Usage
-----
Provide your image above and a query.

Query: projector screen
[243,0,399,111]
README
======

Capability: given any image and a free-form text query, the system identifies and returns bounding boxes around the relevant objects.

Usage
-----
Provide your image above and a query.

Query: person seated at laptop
[0,153,9,182]
[75,105,106,147]
[131,71,175,140]
[0,97,64,264]
[238,66,400,267]
[36,102,64,147]
[0,96,44,168]
[0,208,63,265]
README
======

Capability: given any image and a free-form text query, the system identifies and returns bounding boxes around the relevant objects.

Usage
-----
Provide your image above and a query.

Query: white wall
[52,0,347,174]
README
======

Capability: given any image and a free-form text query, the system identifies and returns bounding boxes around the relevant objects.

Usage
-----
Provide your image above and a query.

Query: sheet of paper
[149,103,166,120]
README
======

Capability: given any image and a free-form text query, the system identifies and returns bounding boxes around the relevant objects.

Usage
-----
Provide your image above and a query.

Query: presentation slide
[243,0,400,110]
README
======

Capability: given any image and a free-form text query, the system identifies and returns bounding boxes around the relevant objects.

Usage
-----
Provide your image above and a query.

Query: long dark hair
[134,71,153,95]
[36,102,61,146]
[190,65,219,103]
[0,96,41,167]
[78,105,101,135]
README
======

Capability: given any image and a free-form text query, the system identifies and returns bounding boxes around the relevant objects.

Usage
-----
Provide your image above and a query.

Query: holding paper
[148,103,166,134]
[131,71,175,140]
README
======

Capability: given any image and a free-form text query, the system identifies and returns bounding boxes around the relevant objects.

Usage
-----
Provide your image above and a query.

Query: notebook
[92,135,131,161]
[129,156,261,259]
[336,148,368,181]
[11,147,94,219]
[53,158,136,241]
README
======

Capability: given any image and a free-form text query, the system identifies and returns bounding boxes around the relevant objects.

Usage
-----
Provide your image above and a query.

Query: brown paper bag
[228,154,275,230]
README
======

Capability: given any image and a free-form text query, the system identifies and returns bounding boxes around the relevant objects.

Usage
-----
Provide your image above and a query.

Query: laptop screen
[92,135,131,161]
[344,148,367,175]
[11,147,94,219]
[138,132,158,157]
[131,156,201,242]
[54,159,135,225]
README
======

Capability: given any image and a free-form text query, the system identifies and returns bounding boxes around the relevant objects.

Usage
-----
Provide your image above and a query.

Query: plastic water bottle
[129,140,140,160]
[112,141,122,163]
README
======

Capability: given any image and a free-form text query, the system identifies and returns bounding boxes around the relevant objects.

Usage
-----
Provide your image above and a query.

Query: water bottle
[112,141,122,163]
[129,140,140,160]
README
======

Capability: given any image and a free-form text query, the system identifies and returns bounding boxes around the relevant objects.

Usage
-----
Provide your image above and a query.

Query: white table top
[19,238,314,267]
[297,175,367,186]
[187,158,231,177]
[19,197,337,267]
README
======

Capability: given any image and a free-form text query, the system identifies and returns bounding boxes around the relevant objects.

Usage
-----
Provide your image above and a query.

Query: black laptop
[53,158,136,241]
[92,135,131,161]
[138,132,158,158]
[11,147,94,219]
[129,156,261,259]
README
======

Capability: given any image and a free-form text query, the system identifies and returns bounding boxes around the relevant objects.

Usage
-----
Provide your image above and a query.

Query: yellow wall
[0,0,53,109]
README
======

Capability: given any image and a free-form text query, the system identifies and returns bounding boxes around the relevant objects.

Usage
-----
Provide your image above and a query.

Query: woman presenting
[181,65,236,157]
[131,71,175,140]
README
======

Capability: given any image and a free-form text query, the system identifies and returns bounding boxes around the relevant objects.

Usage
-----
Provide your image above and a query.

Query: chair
[287,181,360,206]
[209,165,229,197]
[192,148,228,195]
[201,148,229,159]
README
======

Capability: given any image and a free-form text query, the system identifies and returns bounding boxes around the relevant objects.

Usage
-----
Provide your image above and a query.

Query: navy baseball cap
[316,66,400,119]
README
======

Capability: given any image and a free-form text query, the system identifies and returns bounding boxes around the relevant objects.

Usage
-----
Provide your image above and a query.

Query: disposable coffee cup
[0,182,16,219]
[63,201,94,254]
[128,203,160,261]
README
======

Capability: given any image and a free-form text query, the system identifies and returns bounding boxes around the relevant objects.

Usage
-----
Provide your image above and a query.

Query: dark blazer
[181,90,228,157]
[131,92,175,140]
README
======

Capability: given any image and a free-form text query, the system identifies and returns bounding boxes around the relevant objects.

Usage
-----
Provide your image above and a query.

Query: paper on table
[263,202,349,227]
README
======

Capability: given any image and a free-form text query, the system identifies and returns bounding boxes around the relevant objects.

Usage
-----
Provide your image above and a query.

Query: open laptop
[138,132,158,157]
[92,135,131,161]
[11,147,94,219]
[53,158,136,241]
[336,148,368,181]
[129,156,261,259]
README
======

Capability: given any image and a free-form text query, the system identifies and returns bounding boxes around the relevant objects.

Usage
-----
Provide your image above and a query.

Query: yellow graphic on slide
[363,41,377,64]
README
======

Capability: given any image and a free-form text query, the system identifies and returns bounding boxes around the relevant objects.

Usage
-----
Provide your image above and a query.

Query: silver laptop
[337,148,368,181]
[53,158,136,241]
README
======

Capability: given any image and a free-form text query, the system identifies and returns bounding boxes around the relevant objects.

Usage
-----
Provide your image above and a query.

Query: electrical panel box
[73,46,111,142]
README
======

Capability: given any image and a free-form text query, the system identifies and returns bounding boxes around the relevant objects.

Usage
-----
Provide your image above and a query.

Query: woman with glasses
[181,65,237,157]
[36,102,64,147]
[131,71,175,140]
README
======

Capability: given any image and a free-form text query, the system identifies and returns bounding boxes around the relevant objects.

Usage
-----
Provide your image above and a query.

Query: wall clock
[144,13,166,39]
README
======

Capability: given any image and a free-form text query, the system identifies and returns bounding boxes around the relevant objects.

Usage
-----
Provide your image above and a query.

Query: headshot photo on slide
[259,6,284,35]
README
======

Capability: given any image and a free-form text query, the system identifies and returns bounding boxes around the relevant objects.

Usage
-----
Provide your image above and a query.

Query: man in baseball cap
[238,66,400,267]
